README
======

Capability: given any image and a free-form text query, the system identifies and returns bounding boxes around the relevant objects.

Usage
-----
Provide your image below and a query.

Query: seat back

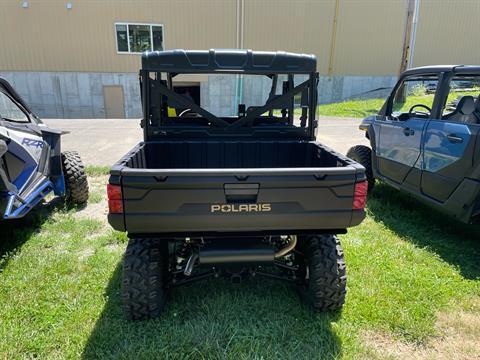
[0,139,6,157]
[474,95,480,124]
[444,96,477,123]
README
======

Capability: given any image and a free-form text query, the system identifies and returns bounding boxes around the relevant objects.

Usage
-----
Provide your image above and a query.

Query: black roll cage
[139,49,319,141]
[140,70,318,141]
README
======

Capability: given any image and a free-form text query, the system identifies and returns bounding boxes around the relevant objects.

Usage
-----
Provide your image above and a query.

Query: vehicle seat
[0,139,6,158]
[0,139,16,192]
[443,96,476,123]
[246,94,291,114]
[474,95,480,124]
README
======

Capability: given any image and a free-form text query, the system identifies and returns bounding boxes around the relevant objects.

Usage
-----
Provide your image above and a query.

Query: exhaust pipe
[274,235,297,258]
[184,252,199,276]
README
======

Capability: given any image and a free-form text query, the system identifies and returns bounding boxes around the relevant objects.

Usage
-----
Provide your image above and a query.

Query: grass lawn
[316,95,435,119]
[316,89,479,119]
[318,98,385,118]
[0,169,479,359]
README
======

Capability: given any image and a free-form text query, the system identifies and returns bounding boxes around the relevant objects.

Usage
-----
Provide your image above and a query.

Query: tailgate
[114,166,365,235]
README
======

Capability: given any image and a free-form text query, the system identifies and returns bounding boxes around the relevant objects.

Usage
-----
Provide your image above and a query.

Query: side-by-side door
[374,74,440,187]
[376,117,426,185]
[421,74,480,202]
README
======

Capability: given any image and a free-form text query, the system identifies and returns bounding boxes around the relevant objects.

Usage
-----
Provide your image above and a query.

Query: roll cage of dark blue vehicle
[377,65,480,119]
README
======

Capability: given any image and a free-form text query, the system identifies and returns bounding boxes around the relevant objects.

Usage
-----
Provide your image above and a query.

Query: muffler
[199,247,275,265]
[198,237,274,265]
[198,235,297,265]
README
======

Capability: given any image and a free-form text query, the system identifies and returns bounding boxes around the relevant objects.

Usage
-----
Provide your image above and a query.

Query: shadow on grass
[0,197,86,271]
[0,198,60,270]
[368,183,480,279]
[82,264,342,359]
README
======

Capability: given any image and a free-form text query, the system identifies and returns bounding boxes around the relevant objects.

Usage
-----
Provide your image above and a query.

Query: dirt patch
[363,302,480,359]
[73,175,109,224]
[78,247,95,261]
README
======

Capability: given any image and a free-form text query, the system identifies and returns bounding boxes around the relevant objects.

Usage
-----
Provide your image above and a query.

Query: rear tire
[61,151,89,204]
[347,145,375,191]
[122,238,169,320]
[296,234,347,311]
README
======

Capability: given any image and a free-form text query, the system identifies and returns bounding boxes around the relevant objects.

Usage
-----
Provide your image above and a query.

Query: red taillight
[107,184,123,214]
[353,181,368,209]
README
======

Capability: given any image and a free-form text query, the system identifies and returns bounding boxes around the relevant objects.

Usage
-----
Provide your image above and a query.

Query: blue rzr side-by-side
[0,78,89,220]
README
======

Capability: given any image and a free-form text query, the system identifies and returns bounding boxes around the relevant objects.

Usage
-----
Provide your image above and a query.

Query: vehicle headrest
[458,96,475,115]
[476,95,480,111]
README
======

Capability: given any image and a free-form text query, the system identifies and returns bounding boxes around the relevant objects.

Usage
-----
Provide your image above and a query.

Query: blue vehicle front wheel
[347,145,375,191]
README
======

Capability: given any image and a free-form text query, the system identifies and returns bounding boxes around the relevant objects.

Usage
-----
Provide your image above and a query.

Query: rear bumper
[108,213,125,231]
[114,209,365,235]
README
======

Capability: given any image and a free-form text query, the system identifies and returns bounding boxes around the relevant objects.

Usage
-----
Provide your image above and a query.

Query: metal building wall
[412,0,480,67]
[242,0,407,76]
[0,0,237,72]
[242,0,335,74]
[1,0,479,118]
[331,0,406,75]
[0,0,409,75]
[2,0,480,74]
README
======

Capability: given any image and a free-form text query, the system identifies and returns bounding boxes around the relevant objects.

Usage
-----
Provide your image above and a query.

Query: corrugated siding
[1,0,479,76]
[243,0,335,75]
[0,0,237,72]
[412,0,480,67]
[332,0,407,75]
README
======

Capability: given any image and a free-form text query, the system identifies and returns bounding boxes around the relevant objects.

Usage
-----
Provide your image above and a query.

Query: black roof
[403,65,480,77]
[141,49,317,74]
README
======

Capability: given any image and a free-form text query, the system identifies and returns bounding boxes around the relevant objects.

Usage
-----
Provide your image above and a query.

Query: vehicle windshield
[143,72,317,133]
[0,91,29,123]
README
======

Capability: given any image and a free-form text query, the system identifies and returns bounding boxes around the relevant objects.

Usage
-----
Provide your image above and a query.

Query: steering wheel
[179,108,200,117]
[408,104,431,117]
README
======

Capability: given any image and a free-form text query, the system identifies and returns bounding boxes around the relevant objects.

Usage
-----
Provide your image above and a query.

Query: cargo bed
[108,140,366,235]
[118,140,348,169]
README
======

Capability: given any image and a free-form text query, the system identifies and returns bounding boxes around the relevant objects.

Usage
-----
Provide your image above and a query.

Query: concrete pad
[44,118,142,166]
[316,116,370,155]
[43,116,369,166]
